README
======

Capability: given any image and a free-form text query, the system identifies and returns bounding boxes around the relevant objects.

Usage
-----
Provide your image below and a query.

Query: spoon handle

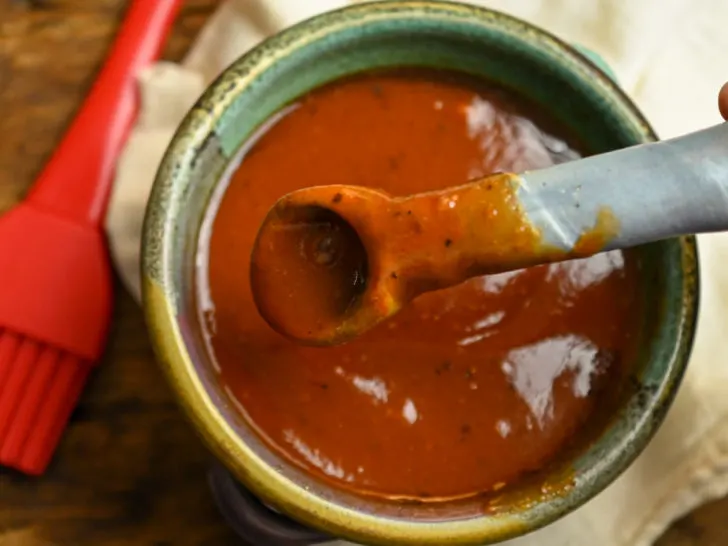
[517,123,728,250]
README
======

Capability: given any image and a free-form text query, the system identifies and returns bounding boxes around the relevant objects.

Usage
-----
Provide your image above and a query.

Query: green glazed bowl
[142,1,698,544]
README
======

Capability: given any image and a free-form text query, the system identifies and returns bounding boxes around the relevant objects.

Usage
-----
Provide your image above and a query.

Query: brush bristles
[0,330,91,475]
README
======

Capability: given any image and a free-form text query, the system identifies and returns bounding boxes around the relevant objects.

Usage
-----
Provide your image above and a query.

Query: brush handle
[517,122,728,250]
[27,0,183,227]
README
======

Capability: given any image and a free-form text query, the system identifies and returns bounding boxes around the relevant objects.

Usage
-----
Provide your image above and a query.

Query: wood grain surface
[0,1,725,545]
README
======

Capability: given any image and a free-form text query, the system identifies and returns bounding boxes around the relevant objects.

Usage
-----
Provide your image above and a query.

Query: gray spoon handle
[516,123,728,250]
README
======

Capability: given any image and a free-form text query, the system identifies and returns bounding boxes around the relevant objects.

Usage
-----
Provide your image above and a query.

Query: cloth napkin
[105,0,728,544]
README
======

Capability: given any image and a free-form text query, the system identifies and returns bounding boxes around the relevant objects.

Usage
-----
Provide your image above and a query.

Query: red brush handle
[27,0,183,227]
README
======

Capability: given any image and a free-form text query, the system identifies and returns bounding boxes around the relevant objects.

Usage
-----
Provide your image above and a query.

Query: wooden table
[0,1,726,544]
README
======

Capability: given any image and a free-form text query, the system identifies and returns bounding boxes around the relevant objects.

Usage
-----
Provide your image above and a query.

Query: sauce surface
[200,70,641,500]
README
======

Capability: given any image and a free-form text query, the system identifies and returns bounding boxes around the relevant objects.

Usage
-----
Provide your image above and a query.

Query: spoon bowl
[251,185,402,345]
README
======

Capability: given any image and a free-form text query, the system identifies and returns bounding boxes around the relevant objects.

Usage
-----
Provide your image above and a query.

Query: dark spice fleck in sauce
[198,69,641,501]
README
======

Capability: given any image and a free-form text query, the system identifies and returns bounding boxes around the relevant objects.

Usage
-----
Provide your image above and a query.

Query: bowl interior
[143,2,697,544]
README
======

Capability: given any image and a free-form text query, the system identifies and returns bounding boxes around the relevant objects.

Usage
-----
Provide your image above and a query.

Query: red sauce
[199,70,641,500]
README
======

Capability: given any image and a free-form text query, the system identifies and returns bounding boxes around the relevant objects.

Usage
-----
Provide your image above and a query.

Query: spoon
[251,122,728,346]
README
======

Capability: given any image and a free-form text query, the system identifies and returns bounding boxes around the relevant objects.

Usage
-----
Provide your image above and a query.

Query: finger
[719,82,728,120]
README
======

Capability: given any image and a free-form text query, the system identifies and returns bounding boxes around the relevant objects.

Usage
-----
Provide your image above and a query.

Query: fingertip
[719,82,728,120]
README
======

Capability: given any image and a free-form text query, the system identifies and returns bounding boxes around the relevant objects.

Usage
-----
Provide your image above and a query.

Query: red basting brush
[0,0,182,475]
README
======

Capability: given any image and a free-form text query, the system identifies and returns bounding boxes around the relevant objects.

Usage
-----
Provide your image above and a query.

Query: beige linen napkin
[106,1,728,544]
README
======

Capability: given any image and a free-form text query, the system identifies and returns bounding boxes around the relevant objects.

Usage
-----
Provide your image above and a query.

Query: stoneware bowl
[142,2,699,544]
